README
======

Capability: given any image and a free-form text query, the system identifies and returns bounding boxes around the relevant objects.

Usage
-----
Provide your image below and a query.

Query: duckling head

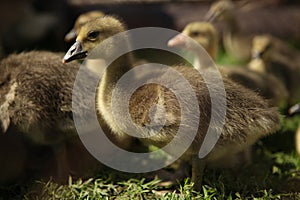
[63,16,126,63]
[168,22,218,60]
[251,35,273,61]
[65,11,105,42]
[205,0,235,22]
[248,35,273,73]
[185,22,218,60]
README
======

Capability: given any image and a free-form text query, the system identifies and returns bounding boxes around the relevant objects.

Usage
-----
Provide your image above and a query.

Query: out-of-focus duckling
[0,51,79,143]
[205,0,300,63]
[168,21,288,106]
[204,0,252,62]
[167,21,218,69]
[63,16,281,190]
[250,34,300,64]
[0,51,130,182]
[249,34,300,104]
[65,11,104,43]
[182,22,218,61]
[0,51,88,181]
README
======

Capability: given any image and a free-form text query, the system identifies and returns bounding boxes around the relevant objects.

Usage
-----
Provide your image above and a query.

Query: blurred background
[1,0,300,57]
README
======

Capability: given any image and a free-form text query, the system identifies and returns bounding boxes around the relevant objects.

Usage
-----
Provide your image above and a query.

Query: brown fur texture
[0,51,133,183]
[64,16,281,189]
[0,51,79,144]
[126,66,280,157]
[221,67,288,106]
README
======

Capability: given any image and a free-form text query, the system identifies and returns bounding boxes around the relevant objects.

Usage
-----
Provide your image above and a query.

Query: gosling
[63,16,281,190]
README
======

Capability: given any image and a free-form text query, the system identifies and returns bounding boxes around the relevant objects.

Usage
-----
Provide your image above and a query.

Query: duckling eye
[264,43,272,51]
[260,43,272,56]
[191,31,207,37]
[87,31,100,40]
[190,31,203,38]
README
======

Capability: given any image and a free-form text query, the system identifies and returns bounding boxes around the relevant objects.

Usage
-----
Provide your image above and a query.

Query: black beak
[64,29,77,42]
[289,103,300,115]
[63,41,87,63]
[204,10,218,22]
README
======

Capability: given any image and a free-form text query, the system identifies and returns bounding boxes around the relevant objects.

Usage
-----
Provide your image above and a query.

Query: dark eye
[265,43,272,51]
[190,31,202,38]
[260,43,272,57]
[87,30,100,40]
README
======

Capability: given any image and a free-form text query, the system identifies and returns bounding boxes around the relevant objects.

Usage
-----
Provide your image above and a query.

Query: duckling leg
[225,147,253,168]
[52,143,70,183]
[238,147,252,166]
[191,156,206,191]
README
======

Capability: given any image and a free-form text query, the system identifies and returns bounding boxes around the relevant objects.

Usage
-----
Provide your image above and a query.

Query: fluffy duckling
[0,51,79,143]
[63,16,281,190]
[223,68,288,106]
[65,11,104,42]
[0,51,88,181]
[0,51,127,182]
[250,34,300,65]
[289,103,300,155]
[205,0,252,62]
[168,21,288,106]
[249,35,300,104]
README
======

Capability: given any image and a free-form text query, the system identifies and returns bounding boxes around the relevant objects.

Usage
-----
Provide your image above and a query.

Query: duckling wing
[0,52,80,141]
[172,66,281,146]
[222,67,288,106]
[0,52,30,134]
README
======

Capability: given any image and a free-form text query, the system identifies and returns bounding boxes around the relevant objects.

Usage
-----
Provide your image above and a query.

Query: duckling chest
[108,83,185,148]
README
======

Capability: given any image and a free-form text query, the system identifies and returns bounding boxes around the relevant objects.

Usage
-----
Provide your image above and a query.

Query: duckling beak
[64,29,77,42]
[168,34,187,48]
[63,41,87,63]
[289,104,300,115]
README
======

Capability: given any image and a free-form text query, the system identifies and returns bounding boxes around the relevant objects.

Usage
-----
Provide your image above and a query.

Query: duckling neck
[223,15,240,41]
[104,55,133,86]
[97,53,134,134]
[225,14,239,33]
[247,58,267,73]
[208,40,218,61]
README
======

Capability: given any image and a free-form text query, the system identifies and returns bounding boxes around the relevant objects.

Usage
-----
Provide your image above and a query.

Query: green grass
[21,144,300,199]
[1,113,298,200]
[216,48,248,66]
